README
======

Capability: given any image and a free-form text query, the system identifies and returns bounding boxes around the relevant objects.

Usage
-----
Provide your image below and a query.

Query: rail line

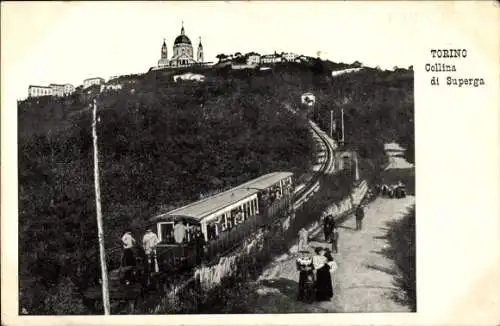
[213,118,337,259]
[292,119,337,209]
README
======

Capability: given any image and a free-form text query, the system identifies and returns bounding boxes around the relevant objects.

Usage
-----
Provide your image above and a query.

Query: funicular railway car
[149,171,294,273]
[84,172,294,311]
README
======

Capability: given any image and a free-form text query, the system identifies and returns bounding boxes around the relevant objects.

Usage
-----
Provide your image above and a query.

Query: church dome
[174,34,192,45]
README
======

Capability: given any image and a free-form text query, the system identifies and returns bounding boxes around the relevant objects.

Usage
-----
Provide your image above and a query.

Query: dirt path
[244,143,416,313]
[251,195,414,313]
[322,195,414,312]
[250,195,415,313]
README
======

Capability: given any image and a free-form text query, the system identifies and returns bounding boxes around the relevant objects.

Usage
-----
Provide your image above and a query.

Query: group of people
[121,229,161,273]
[121,222,207,274]
[169,220,207,264]
[294,204,367,303]
[260,187,282,207]
[296,246,337,303]
[223,208,245,231]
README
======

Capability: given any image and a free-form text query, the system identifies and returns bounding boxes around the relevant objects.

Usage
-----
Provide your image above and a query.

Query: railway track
[292,119,337,209]
[207,118,336,260]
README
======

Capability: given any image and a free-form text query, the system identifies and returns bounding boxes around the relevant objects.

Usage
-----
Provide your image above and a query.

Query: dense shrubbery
[313,67,414,165]
[382,207,416,311]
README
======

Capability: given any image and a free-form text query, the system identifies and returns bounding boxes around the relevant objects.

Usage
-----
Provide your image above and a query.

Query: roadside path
[251,144,415,313]
[252,195,414,312]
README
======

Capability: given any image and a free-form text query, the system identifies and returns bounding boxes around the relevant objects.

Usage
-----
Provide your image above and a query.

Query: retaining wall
[301,180,368,239]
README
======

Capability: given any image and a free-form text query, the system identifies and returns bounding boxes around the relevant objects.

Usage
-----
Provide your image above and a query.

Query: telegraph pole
[330,110,333,139]
[354,151,360,181]
[341,108,345,145]
[92,98,111,315]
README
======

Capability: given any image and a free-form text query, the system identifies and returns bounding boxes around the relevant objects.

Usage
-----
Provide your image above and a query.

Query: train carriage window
[207,223,217,240]
[159,222,174,243]
[215,215,224,233]
[229,209,237,229]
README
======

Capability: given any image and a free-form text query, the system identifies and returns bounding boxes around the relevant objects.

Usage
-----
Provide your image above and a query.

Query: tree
[216,54,227,62]
[352,61,362,68]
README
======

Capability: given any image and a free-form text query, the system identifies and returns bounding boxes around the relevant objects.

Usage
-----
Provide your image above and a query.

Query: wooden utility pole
[330,110,333,139]
[92,98,111,315]
[354,151,360,181]
[341,108,345,144]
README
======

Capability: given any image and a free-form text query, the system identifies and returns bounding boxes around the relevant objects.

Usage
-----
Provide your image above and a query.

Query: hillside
[18,60,414,314]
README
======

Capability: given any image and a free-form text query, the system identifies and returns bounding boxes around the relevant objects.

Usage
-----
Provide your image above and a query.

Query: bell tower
[197,37,204,63]
[161,38,168,59]
[158,38,170,67]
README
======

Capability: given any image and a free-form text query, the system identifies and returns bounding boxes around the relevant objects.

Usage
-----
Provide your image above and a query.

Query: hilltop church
[156,23,204,69]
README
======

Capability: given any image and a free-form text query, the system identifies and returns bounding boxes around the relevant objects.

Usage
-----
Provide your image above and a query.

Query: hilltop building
[28,83,75,98]
[28,85,53,98]
[64,84,75,95]
[49,84,65,97]
[155,22,206,70]
[246,53,261,65]
[83,77,105,89]
[260,53,282,64]
[282,52,298,62]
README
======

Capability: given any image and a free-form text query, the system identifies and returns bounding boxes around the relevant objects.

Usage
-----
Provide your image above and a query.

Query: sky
[1,1,491,101]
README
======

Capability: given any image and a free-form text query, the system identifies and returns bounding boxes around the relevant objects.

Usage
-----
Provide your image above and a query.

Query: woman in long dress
[324,248,338,291]
[313,247,333,301]
[296,250,315,303]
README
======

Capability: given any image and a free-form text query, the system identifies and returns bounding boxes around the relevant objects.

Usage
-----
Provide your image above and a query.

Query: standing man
[173,219,186,244]
[143,229,160,273]
[121,230,136,267]
[330,221,339,253]
[298,227,309,252]
[355,205,365,231]
[194,227,206,265]
[323,214,333,242]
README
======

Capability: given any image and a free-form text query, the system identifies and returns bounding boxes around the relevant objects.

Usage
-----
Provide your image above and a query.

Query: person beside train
[173,219,186,244]
[194,226,206,265]
[121,230,136,267]
[142,228,160,273]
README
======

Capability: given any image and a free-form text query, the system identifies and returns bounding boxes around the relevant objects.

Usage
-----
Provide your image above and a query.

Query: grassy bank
[380,206,416,311]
